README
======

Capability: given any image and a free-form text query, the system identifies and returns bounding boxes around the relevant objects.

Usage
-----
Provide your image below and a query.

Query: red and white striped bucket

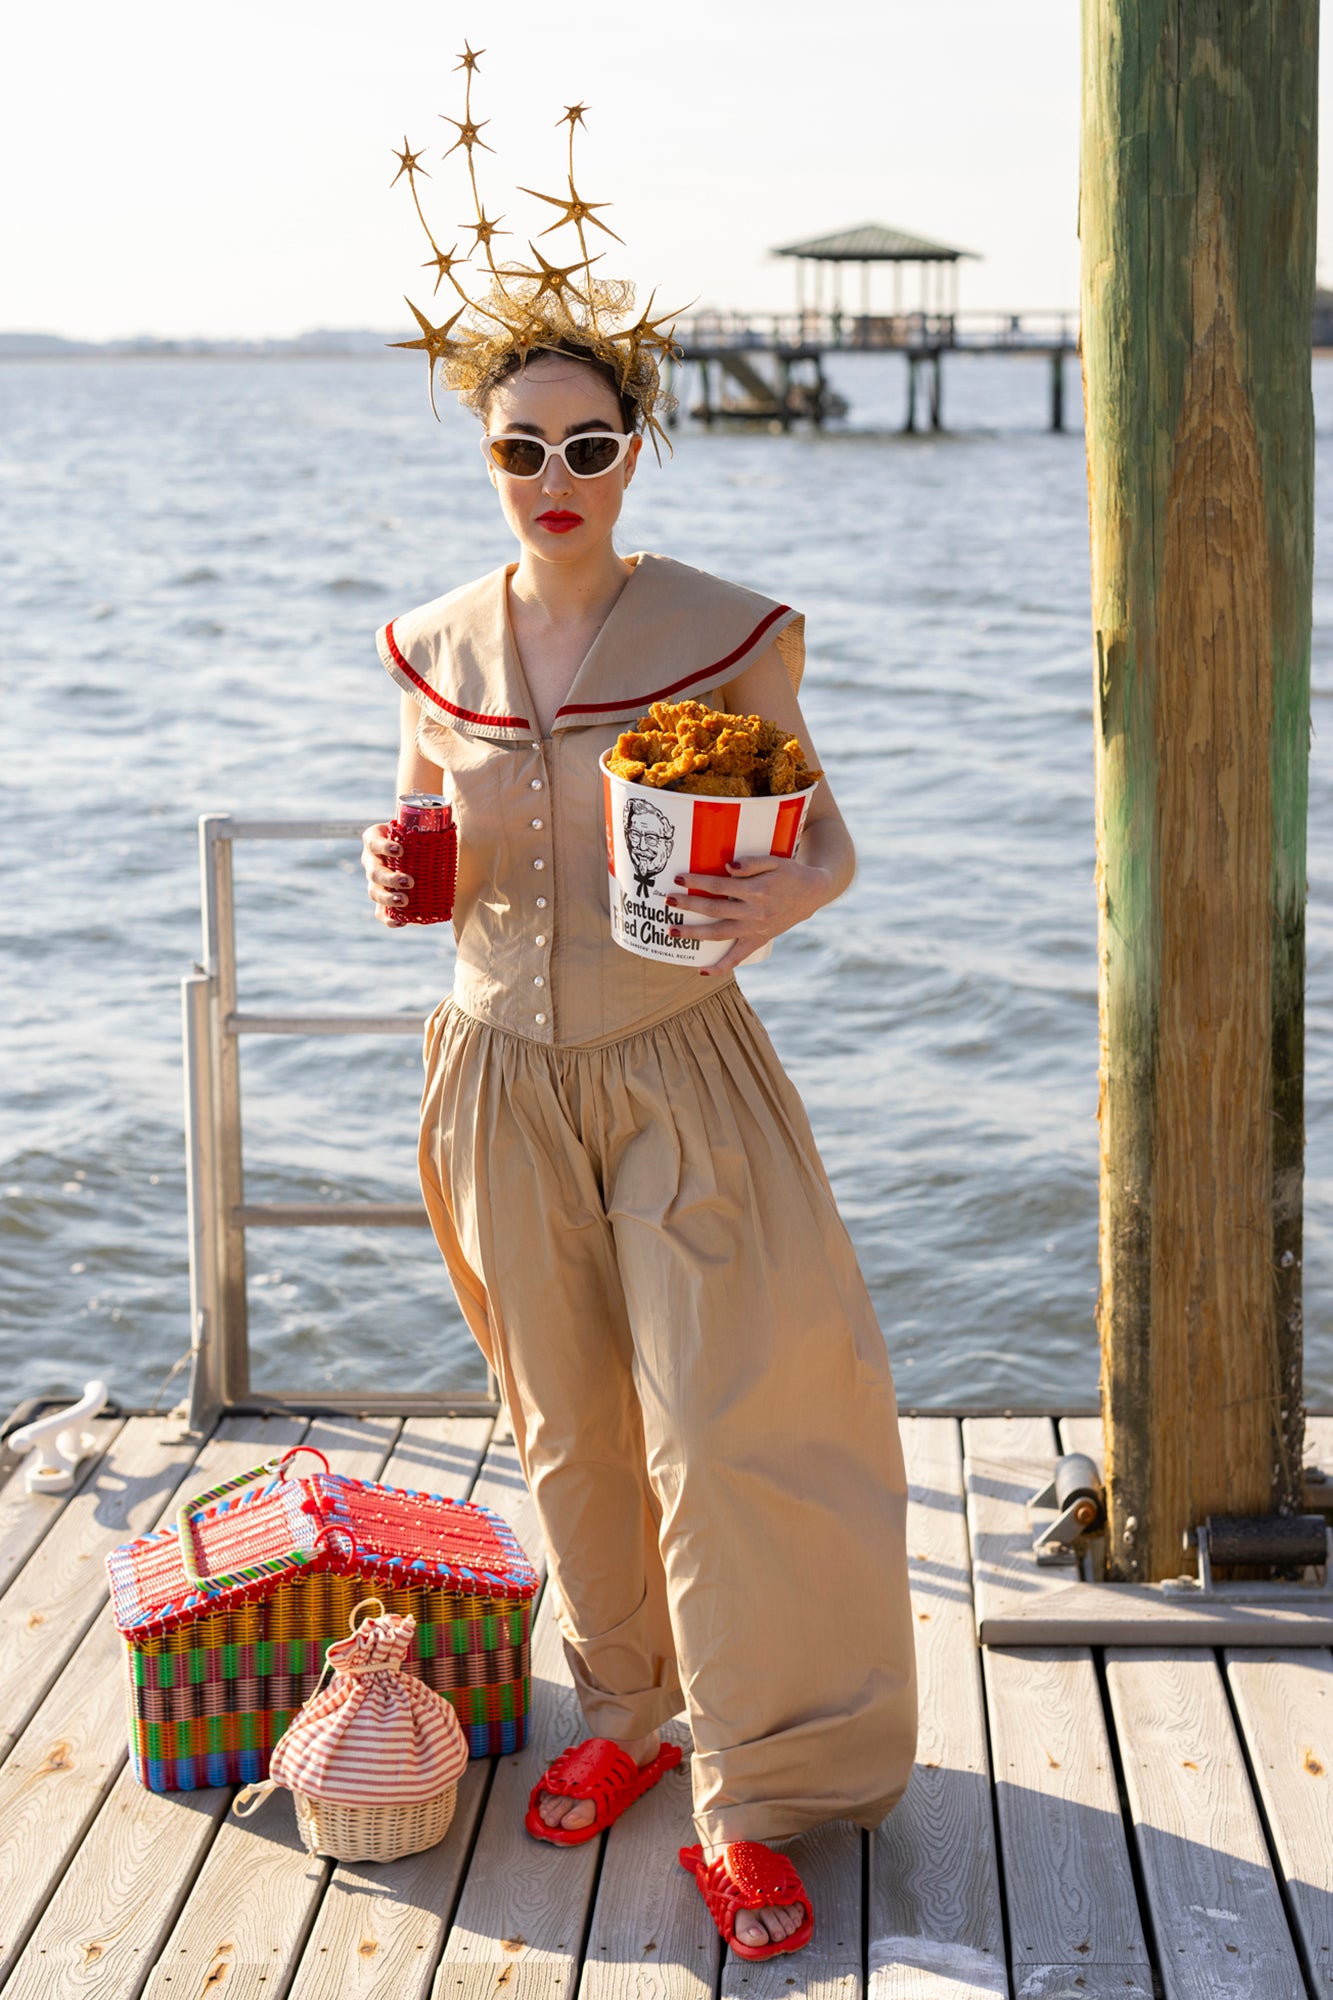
[600,753,819,968]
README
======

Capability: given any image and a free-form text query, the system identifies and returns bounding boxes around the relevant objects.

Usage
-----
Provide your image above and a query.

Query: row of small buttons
[532,748,549,1026]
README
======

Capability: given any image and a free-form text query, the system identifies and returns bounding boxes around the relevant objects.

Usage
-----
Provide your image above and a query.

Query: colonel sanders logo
[623,796,674,896]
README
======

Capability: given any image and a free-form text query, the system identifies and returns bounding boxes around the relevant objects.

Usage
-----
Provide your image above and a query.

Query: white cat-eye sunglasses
[480,430,634,480]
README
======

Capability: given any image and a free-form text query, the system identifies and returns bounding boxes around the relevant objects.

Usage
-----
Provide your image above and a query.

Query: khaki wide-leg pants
[418,982,917,1844]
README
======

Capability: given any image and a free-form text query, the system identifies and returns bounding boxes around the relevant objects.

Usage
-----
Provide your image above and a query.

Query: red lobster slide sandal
[678,1841,815,1961]
[525,1737,683,1845]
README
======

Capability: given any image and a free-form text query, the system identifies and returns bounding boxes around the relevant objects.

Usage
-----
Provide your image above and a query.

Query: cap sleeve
[773,613,805,695]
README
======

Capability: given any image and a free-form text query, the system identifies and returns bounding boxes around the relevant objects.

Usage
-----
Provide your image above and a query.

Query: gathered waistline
[434,979,743,1055]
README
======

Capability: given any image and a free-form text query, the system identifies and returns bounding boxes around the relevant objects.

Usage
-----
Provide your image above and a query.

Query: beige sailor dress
[377,552,917,1845]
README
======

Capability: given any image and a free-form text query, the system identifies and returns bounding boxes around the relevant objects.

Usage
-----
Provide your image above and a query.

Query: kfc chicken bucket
[600,755,819,968]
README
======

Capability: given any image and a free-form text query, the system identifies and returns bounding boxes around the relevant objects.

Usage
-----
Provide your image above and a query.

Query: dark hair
[483,339,640,434]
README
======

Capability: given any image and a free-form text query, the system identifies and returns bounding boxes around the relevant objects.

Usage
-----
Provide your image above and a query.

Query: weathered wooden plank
[580,1719,715,2000]
[0,1764,232,2000]
[962,1414,1065,1638]
[1010,1973,1152,1999]
[134,1418,399,2000]
[378,1414,495,1500]
[282,1418,497,2000]
[1105,1647,1306,1998]
[1055,1415,1103,1465]
[0,1413,307,1989]
[283,1761,494,2000]
[868,1418,1005,2000]
[0,1416,205,1766]
[1305,1413,1333,1514]
[434,1966,580,2000]
[722,1822,861,2000]
[986,1646,1150,1994]
[1305,1414,1333,1462]
[972,1417,1149,1991]
[1225,1647,1333,1994]
[0,1417,123,1604]
[981,1588,1333,1648]
[141,1791,330,2000]
[433,1589,597,2000]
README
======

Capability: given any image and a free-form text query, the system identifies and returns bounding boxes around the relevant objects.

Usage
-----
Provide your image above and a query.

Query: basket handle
[175,1444,331,1586]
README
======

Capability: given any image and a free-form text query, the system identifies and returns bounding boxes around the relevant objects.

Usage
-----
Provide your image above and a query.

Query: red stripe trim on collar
[554,604,791,719]
[384,620,531,732]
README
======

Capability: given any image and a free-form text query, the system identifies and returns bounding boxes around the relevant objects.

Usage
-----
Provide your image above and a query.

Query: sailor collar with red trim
[375,553,804,742]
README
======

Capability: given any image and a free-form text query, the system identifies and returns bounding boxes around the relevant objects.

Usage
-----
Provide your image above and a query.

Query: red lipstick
[537,510,583,534]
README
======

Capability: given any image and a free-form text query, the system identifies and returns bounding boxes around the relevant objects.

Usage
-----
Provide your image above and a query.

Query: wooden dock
[672,310,1080,432]
[0,1403,1330,1999]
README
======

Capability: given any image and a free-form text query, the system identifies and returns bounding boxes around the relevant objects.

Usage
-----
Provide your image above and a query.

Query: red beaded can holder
[388,793,458,926]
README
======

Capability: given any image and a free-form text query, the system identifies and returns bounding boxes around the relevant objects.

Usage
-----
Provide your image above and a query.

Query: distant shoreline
[0,333,403,361]
[0,350,404,363]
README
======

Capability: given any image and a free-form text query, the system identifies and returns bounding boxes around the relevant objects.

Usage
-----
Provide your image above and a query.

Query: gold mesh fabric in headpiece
[389,46,681,454]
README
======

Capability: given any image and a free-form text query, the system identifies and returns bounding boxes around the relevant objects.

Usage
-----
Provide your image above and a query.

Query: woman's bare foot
[704,1843,806,1949]
[535,1731,663,1833]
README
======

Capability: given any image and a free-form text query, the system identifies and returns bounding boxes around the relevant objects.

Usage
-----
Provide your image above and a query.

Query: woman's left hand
[667,855,835,976]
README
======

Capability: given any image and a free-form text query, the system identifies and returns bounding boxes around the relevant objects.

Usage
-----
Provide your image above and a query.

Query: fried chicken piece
[605,729,677,785]
[676,771,753,797]
[764,738,823,794]
[609,700,820,796]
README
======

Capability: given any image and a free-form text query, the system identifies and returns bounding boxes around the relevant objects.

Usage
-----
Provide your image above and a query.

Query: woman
[366,66,914,1950]
[362,337,916,1958]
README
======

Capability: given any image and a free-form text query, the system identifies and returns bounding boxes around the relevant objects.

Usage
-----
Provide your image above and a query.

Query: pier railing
[676,307,1079,356]
[183,813,499,1430]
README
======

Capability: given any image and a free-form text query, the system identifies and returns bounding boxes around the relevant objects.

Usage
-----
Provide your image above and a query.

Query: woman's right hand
[362,823,414,924]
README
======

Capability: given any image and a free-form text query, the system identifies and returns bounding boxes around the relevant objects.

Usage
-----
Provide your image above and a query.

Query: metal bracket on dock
[1161,1515,1332,1597]
[983,1467,1333,1645]
[6,1380,109,1494]
[1028,1452,1107,1567]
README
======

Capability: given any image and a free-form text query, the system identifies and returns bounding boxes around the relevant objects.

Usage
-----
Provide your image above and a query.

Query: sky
[1,2,1328,344]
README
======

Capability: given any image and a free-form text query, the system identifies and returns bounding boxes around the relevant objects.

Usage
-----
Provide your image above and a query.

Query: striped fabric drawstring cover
[265,1609,467,1805]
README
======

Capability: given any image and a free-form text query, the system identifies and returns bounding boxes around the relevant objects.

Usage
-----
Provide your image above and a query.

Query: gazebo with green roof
[773,222,977,320]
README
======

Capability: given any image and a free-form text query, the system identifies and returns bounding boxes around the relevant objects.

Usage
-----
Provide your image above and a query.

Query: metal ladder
[182,813,498,1429]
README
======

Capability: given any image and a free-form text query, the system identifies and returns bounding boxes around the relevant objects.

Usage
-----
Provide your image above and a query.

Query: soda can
[388,792,457,926]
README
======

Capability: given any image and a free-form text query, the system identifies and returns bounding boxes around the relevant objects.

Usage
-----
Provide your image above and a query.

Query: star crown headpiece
[390,47,681,454]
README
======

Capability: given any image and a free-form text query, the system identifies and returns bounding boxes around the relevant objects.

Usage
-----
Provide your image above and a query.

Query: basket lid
[106,1469,539,1635]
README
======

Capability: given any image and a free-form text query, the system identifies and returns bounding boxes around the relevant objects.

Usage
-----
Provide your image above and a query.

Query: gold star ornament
[386,49,678,452]
[389,299,466,415]
[422,243,467,293]
[441,113,492,159]
[462,208,508,253]
[518,183,624,245]
[391,138,430,186]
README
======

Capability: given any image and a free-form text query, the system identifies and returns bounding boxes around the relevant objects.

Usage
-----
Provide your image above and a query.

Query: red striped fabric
[269,1611,467,1805]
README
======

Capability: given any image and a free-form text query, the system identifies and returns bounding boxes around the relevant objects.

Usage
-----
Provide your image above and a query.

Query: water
[4,349,1333,1415]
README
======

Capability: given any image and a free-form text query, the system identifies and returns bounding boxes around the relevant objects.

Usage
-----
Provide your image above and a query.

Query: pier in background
[671,221,1079,431]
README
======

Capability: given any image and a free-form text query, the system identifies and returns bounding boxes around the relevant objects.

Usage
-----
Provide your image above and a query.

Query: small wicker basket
[292,1784,457,1863]
[235,1597,469,1863]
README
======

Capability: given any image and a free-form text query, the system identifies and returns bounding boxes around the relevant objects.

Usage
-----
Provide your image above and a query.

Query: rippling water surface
[5,351,1333,1413]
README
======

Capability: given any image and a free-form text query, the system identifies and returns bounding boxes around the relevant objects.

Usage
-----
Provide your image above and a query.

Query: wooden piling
[1050,350,1065,433]
[1081,0,1316,1578]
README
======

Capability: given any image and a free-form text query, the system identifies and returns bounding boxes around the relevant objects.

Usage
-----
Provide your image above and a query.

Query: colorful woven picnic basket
[105,1446,539,1792]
